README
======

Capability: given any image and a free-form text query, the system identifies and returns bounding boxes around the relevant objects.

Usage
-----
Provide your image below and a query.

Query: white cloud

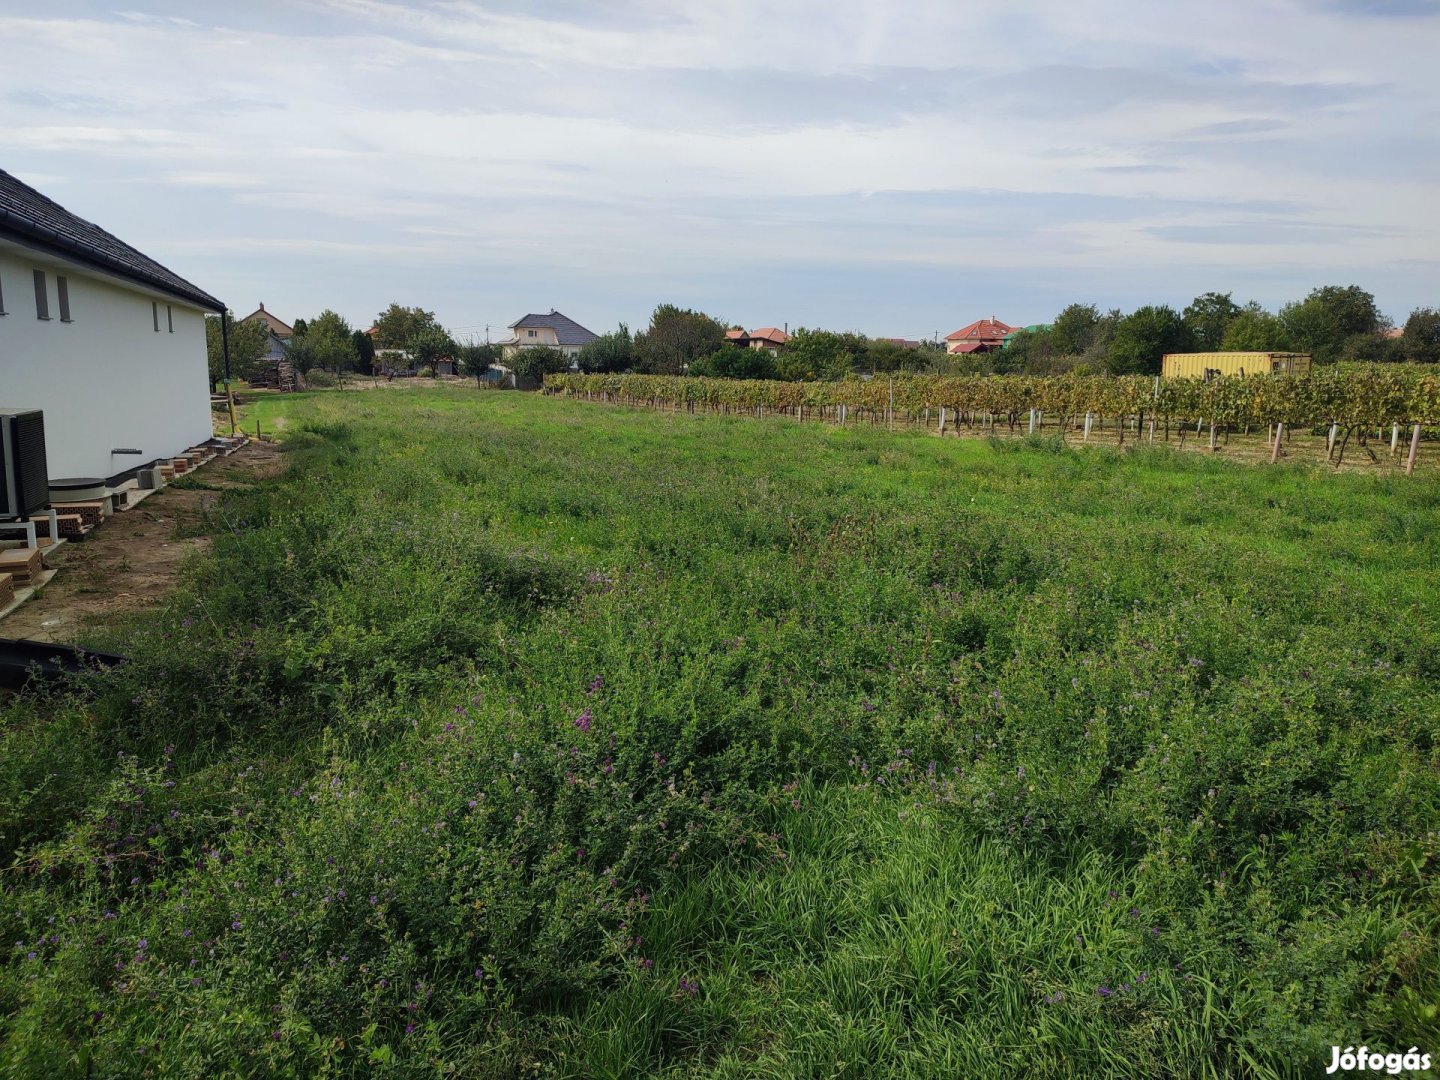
[0,1,1436,331]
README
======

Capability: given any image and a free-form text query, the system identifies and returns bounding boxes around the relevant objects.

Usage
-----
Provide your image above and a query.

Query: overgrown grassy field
[3,387,1438,1078]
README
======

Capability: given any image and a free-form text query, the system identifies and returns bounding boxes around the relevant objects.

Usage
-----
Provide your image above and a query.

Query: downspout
[222,310,237,435]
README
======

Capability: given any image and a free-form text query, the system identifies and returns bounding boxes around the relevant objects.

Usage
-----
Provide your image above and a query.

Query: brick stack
[0,572,13,609]
[0,547,43,584]
[50,501,105,529]
[32,513,86,540]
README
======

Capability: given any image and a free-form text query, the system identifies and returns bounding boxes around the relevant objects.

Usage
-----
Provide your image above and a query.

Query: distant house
[498,309,598,361]
[725,328,751,347]
[1002,324,1050,348]
[747,327,789,355]
[875,337,922,350]
[239,302,293,341]
[0,168,223,484]
[261,329,287,362]
[945,317,1015,354]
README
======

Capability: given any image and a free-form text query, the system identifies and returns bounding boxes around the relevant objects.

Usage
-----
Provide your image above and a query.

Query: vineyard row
[545,368,1440,471]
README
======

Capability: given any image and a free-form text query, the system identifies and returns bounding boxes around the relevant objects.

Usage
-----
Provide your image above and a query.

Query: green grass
[3,387,1438,1078]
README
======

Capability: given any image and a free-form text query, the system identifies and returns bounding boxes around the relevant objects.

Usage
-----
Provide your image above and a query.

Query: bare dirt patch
[0,440,284,643]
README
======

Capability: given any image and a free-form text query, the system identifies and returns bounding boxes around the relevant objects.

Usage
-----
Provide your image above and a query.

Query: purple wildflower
[574,709,593,734]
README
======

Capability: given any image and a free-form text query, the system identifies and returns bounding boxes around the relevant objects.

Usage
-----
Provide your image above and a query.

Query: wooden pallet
[0,547,44,584]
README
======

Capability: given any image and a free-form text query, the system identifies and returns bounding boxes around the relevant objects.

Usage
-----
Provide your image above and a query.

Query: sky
[2,0,1438,340]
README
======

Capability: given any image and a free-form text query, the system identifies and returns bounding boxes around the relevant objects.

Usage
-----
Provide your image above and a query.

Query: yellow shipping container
[1162,352,1312,379]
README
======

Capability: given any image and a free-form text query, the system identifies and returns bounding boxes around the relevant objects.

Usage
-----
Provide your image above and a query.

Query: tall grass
[1,388,1436,1077]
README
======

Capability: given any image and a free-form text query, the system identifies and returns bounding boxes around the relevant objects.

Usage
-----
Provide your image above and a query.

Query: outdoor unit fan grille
[6,412,49,517]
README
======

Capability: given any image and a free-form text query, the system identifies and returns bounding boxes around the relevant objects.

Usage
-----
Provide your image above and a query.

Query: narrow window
[167,305,174,332]
[33,270,49,320]
[152,301,159,331]
[57,276,71,322]
[527,328,536,338]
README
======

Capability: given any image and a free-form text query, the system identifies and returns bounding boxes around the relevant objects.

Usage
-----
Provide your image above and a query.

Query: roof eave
[0,211,225,313]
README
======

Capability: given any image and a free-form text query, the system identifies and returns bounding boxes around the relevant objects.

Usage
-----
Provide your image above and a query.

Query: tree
[577,325,633,373]
[407,327,457,372]
[993,327,1059,374]
[372,303,443,350]
[1221,306,1290,351]
[1279,285,1384,364]
[690,346,775,379]
[631,305,727,374]
[508,345,570,382]
[774,329,858,381]
[1183,292,1242,351]
[288,309,357,375]
[1107,305,1193,375]
[866,338,910,373]
[455,342,501,384]
[1401,308,1440,364]
[291,317,309,339]
[205,313,270,391]
[352,330,375,373]
[1049,303,1102,356]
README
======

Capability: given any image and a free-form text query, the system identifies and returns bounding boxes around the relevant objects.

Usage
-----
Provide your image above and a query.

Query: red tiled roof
[951,342,986,354]
[750,327,789,344]
[725,328,750,341]
[945,317,1015,342]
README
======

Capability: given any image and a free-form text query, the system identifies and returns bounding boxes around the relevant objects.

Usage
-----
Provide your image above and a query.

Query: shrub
[303,367,337,387]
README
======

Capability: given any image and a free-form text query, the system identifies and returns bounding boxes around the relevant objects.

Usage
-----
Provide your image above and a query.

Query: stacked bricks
[0,547,43,584]
[32,513,86,540]
[0,572,13,609]
[50,501,106,529]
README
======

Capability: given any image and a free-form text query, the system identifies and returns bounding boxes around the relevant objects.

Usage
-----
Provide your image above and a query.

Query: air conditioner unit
[0,409,49,519]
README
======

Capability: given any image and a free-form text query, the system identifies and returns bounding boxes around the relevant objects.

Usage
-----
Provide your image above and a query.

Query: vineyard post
[1083,412,1092,442]
[1028,410,1036,436]
[1208,421,1217,452]
[1392,424,1401,455]
[1406,424,1421,474]
[1271,422,1284,464]
[888,377,895,431]
[938,407,947,435]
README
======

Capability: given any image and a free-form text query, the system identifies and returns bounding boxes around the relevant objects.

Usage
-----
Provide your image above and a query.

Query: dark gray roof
[509,309,598,346]
[0,169,224,312]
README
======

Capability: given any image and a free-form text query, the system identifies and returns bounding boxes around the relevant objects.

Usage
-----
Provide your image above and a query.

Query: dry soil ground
[0,440,283,643]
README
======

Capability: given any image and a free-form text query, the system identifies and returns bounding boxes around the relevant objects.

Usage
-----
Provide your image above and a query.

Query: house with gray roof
[0,168,224,485]
[498,309,598,362]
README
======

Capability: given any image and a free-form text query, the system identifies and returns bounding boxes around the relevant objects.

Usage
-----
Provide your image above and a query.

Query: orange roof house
[748,327,789,352]
[945,316,1015,354]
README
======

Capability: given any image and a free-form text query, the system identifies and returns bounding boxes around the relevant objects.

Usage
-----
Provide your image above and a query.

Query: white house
[498,310,598,361]
[0,169,224,485]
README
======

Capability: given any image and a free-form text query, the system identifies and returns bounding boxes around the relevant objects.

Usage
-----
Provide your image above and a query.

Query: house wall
[517,326,559,347]
[0,244,214,483]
